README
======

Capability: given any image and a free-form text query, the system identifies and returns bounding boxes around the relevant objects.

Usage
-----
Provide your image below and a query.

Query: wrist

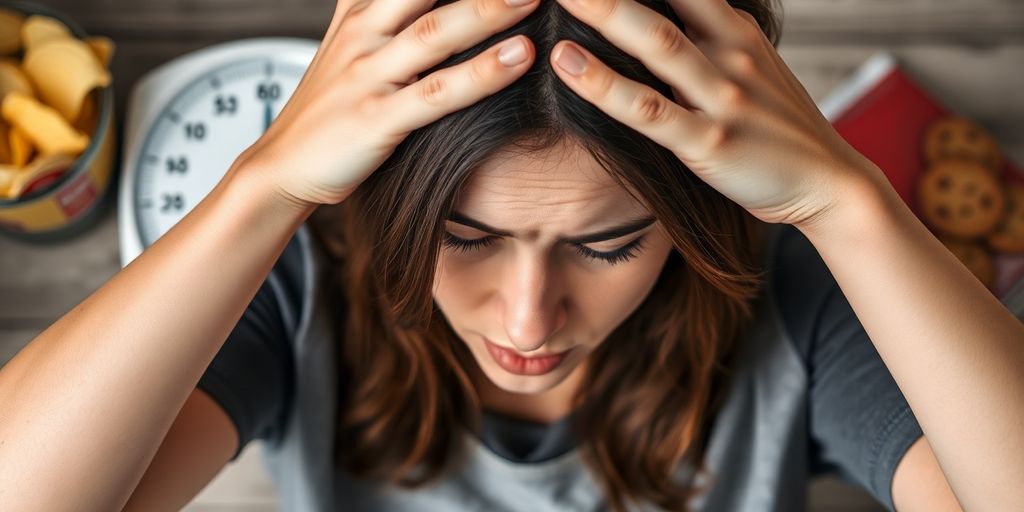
[793,162,898,244]
[223,154,319,220]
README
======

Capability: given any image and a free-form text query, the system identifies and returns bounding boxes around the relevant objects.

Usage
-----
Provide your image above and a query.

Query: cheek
[593,268,655,315]
[577,243,674,333]
[432,254,489,310]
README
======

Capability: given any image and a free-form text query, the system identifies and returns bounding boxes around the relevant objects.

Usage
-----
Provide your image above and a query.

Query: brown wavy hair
[307,0,782,509]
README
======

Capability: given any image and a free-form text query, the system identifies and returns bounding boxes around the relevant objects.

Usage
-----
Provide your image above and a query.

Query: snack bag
[818,52,1024,299]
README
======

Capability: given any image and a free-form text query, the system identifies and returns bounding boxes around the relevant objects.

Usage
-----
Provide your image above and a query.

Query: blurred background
[1,0,1023,510]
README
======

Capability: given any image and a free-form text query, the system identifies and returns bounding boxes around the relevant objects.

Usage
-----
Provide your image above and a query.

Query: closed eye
[441,232,647,266]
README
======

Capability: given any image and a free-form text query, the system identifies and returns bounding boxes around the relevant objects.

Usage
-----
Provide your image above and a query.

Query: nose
[501,255,568,353]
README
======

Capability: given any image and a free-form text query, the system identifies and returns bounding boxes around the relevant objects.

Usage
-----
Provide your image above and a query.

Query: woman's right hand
[235,0,539,209]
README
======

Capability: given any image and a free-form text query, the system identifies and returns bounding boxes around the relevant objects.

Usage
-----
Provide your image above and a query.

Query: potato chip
[85,35,115,68]
[2,91,89,156]
[9,124,34,165]
[20,14,73,52]
[0,58,35,102]
[2,152,75,199]
[0,163,17,199]
[0,8,25,56]
[22,37,111,123]
[74,91,98,135]
[0,10,115,203]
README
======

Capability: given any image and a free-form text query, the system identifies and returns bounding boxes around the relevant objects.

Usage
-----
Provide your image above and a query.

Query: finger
[360,0,440,35]
[549,41,717,159]
[372,0,539,85]
[553,0,731,115]
[384,35,534,134]
[660,0,750,44]
[730,7,824,121]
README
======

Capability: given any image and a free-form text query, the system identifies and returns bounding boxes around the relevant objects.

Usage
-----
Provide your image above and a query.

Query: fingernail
[506,0,535,6]
[498,38,527,66]
[554,44,586,75]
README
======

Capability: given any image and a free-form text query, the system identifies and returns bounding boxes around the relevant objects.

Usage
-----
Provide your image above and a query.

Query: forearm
[796,167,1024,510]
[0,159,316,511]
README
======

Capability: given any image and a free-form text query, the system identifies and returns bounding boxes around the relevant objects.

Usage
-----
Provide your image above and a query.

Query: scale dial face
[131,54,307,247]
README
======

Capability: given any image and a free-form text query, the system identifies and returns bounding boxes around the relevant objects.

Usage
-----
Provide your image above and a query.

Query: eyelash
[441,232,647,266]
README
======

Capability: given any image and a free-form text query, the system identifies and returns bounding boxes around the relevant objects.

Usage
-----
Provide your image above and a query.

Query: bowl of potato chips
[0,1,116,242]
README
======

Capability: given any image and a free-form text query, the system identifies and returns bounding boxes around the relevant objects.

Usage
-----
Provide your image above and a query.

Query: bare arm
[797,170,1024,510]
[0,0,550,505]
[892,436,962,511]
[121,388,240,511]
[0,156,316,511]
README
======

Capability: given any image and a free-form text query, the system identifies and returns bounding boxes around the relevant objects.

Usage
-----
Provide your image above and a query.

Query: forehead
[454,140,648,226]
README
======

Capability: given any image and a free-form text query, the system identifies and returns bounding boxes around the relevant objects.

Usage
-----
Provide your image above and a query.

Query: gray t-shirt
[198,222,951,511]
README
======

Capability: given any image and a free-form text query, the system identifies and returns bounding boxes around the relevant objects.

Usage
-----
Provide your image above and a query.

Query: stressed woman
[2,0,1022,511]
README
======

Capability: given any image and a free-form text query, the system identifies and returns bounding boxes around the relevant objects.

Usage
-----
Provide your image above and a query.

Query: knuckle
[649,20,689,58]
[348,0,373,16]
[717,81,749,110]
[724,49,759,78]
[413,11,443,46]
[468,58,492,86]
[589,0,620,24]
[631,90,672,125]
[591,71,616,103]
[702,121,732,153]
[348,54,370,75]
[354,93,383,118]
[472,0,499,23]
[420,74,448,105]
[334,0,370,23]
[735,9,758,28]
[736,16,765,47]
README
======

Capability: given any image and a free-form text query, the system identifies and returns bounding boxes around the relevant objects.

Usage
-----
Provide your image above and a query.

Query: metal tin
[0,1,118,243]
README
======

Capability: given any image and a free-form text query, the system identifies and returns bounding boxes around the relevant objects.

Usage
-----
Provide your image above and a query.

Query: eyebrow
[447,211,657,244]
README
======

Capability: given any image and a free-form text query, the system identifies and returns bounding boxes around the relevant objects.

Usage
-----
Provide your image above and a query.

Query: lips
[483,338,570,376]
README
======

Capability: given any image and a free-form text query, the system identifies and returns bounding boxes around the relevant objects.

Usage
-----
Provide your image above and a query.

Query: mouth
[483,338,571,376]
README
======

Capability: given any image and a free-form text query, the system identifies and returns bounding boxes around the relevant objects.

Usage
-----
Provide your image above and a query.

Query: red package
[818,52,1024,299]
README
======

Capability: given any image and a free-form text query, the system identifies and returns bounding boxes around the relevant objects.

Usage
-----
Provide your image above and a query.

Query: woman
[1,0,1021,510]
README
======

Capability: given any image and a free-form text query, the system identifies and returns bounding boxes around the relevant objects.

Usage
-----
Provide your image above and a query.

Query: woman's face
[432,140,675,419]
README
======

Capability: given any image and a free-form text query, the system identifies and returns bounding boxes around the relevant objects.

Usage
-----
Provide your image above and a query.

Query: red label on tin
[21,168,69,196]
[55,170,97,220]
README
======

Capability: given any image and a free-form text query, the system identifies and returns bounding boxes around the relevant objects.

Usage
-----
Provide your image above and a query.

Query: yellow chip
[3,153,75,200]
[20,14,73,52]
[9,124,34,166]
[74,91,99,136]
[2,91,89,156]
[22,37,111,123]
[0,163,17,199]
[85,35,115,68]
[0,8,25,56]
[0,57,36,102]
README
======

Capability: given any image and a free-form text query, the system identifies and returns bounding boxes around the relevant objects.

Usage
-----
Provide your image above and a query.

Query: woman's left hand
[548,0,886,227]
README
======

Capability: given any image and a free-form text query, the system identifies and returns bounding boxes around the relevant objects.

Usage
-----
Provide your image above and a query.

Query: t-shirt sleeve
[195,232,303,461]
[771,225,923,511]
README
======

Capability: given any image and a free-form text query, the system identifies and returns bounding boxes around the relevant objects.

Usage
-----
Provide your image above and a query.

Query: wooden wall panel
[34,0,1024,42]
